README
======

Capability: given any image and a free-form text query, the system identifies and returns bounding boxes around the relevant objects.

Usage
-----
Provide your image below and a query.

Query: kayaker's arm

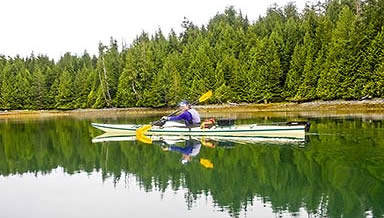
[167,111,192,122]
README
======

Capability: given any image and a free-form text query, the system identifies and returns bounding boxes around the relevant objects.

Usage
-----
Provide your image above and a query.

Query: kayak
[91,133,307,144]
[91,121,310,139]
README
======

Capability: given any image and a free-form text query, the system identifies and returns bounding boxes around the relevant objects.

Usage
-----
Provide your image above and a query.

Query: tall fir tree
[187,34,214,102]
[284,43,305,99]
[0,61,15,109]
[55,70,75,109]
[248,34,283,103]
[31,67,48,109]
[361,26,384,97]
[317,6,356,99]
[95,39,122,107]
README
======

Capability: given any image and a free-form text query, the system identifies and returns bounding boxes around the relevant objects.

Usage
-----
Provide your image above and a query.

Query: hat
[178,100,189,107]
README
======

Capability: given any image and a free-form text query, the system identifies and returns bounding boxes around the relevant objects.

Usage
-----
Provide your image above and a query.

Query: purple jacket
[169,111,193,124]
[169,109,200,125]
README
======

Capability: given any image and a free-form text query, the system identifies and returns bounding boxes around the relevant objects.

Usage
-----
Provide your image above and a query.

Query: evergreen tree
[73,67,92,108]
[281,16,302,83]
[55,70,75,109]
[248,34,283,103]
[373,61,384,97]
[295,32,317,101]
[14,68,32,109]
[95,39,122,107]
[0,56,7,107]
[166,29,182,54]
[361,26,384,97]
[86,69,100,108]
[0,61,14,109]
[317,6,356,100]
[31,67,48,109]
[284,43,305,99]
[115,33,155,107]
[153,52,184,106]
[47,77,59,109]
[213,54,239,103]
[187,34,214,102]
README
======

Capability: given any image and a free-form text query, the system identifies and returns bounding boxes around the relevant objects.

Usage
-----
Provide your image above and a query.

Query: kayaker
[162,139,201,165]
[162,100,201,127]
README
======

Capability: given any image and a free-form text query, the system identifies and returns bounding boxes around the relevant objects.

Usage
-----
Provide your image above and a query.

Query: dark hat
[178,100,189,107]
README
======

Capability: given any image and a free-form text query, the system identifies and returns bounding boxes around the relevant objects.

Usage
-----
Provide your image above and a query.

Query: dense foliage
[1,0,384,109]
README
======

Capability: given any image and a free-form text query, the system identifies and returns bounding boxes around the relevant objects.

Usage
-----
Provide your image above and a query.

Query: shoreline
[1,99,384,120]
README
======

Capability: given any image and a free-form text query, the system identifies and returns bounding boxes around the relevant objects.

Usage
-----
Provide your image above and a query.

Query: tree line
[1,0,384,110]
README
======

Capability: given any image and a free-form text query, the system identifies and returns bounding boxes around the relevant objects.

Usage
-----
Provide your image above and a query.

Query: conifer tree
[73,67,92,108]
[86,69,100,108]
[361,26,384,96]
[47,78,59,109]
[374,61,384,97]
[187,35,214,101]
[167,29,181,54]
[248,34,283,103]
[159,52,183,106]
[55,70,74,109]
[284,43,305,99]
[95,40,122,107]
[317,6,356,99]
[282,16,302,81]
[114,68,136,108]
[213,54,238,103]
[0,56,6,107]
[295,32,318,101]
[31,67,48,109]
[0,61,14,109]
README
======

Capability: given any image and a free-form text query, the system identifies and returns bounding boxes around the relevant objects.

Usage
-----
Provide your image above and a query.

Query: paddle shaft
[166,99,199,117]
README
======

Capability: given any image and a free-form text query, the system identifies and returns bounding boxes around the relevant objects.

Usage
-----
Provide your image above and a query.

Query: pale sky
[0,0,308,60]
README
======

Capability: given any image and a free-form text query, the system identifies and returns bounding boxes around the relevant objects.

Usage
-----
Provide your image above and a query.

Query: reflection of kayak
[91,121,309,139]
[92,132,307,145]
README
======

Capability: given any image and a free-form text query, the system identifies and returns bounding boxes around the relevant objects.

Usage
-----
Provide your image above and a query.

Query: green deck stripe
[92,124,305,133]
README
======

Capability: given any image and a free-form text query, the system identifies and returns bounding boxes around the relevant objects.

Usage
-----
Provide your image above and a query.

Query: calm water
[1,112,384,218]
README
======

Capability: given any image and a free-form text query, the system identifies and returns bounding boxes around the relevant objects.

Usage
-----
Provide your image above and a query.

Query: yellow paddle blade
[136,133,153,144]
[198,90,213,103]
[200,158,214,169]
[136,124,152,135]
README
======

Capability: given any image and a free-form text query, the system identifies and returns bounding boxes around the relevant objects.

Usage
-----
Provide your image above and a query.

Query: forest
[0,0,384,110]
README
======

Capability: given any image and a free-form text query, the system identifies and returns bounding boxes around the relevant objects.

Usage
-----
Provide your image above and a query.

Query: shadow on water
[0,114,384,218]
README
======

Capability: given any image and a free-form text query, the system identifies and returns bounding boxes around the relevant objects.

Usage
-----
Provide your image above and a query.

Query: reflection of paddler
[162,139,201,165]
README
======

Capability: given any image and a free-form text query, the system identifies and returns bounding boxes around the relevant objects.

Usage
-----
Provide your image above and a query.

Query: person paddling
[162,100,201,127]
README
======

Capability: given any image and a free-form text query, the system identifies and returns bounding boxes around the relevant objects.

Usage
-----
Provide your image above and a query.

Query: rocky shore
[1,99,384,120]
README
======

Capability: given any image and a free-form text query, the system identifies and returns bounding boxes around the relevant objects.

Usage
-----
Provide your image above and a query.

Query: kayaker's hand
[161,116,168,121]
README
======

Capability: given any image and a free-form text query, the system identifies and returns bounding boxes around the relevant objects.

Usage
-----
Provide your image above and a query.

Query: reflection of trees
[0,119,384,217]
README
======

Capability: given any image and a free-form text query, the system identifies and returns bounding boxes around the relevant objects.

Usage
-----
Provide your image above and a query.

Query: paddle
[136,132,153,144]
[136,90,213,138]
[200,158,214,168]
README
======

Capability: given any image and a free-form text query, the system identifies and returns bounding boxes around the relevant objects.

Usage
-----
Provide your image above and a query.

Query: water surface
[0,112,383,218]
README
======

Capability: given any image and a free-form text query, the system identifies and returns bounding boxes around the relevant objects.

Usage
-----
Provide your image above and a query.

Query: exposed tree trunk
[101,56,113,107]
[98,66,109,106]
[355,0,361,16]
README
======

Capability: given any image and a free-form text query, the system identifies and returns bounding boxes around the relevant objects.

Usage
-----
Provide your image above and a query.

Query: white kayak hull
[91,122,308,139]
[92,133,306,144]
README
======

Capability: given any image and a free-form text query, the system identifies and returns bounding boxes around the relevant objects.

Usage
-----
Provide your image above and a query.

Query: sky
[1,0,308,60]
